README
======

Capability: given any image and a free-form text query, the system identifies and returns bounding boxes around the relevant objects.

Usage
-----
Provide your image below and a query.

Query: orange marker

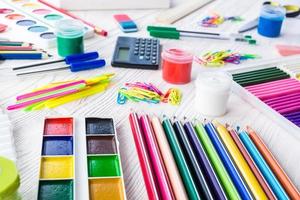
[247,126,300,200]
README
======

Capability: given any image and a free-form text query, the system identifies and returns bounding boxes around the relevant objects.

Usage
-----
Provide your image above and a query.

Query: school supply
[161,48,193,84]
[195,50,259,67]
[56,19,85,57]
[276,45,300,56]
[257,5,285,38]
[0,41,31,47]
[113,14,137,33]
[7,73,114,111]
[156,0,214,24]
[129,113,300,200]
[38,0,108,36]
[247,127,300,199]
[200,13,243,28]
[195,71,232,116]
[50,0,170,10]
[117,82,181,105]
[0,51,49,60]
[0,23,8,32]
[151,116,188,200]
[239,131,289,200]
[0,157,20,200]
[111,37,161,70]
[173,119,213,200]
[147,26,256,44]
[13,52,105,75]
[0,0,94,48]
[140,115,174,200]
[38,117,126,199]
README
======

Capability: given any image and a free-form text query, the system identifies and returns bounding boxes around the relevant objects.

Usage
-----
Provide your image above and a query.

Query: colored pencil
[232,67,282,77]
[212,121,268,200]
[151,116,188,200]
[227,127,276,200]
[38,0,108,36]
[0,41,31,47]
[162,117,200,200]
[128,113,160,200]
[173,119,213,200]
[0,46,34,51]
[236,75,290,87]
[7,84,86,110]
[0,53,48,60]
[246,79,299,92]
[239,131,289,200]
[205,122,251,200]
[183,121,227,200]
[194,122,241,200]
[247,126,300,199]
[140,115,174,200]
[233,71,287,81]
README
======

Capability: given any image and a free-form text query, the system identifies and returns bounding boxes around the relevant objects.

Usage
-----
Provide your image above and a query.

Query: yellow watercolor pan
[89,178,125,200]
[40,156,74,179]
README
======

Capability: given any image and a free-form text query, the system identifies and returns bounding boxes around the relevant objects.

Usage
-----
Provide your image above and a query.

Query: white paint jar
[195,71,232,116]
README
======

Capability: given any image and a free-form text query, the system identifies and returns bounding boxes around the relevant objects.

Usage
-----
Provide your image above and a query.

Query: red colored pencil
[38,0,108,37]
[0,46,34,51]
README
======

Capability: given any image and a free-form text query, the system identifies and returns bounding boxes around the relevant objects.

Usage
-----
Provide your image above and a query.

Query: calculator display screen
[117,47,130,61]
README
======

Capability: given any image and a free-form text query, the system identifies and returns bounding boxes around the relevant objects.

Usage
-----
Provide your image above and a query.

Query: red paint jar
[161,48,193,84]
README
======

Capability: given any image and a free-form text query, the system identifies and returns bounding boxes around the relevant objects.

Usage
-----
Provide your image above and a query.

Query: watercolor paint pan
[0,0,94,48]
[76,117,126,200]
[38,117,75,200]
[227,60,300,140]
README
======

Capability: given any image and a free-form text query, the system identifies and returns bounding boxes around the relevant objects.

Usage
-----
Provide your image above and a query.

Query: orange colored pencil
[247,126,300,200]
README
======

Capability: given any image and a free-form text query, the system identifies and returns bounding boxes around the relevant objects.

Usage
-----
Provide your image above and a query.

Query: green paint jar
[56,19,85,57]
[0,157,20,200]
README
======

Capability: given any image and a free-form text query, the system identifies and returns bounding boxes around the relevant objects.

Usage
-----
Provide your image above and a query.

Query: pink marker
[16,80,86,101]
[140,115,174,200]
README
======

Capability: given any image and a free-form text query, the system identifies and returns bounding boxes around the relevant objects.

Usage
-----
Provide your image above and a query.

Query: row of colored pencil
[129,113,300,200]
[0,41,50,60]
[232,67,300,127]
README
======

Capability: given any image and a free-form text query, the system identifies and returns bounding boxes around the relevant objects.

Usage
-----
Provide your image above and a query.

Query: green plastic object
[38,180,73,200]
[194,123,240,200]
[149,30,180,39]
[147,26,177,32]
[56,19,85,57]
[0,157,20,200]
[162,118,200,200]
[87,155,121,177]
[248,39,256,45]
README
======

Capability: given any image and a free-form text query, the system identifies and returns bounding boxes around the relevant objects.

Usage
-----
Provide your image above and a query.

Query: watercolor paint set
[37,117,126,200]
[227,60,300,140]
[0,0,94,48]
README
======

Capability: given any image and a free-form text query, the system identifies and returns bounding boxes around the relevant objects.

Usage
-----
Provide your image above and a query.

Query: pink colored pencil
[16,80,86,101]
[129,113,160,200]
[264,92,300,104]
[256,87,300,100]
[276,105,300,114]
[0,46,34,51]
[247,81,300,94]
[140,115,174,200]
[268,98,300,108]
[7,88,81,110]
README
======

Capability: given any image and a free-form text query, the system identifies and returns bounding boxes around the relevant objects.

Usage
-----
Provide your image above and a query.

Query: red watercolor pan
[44,118,73,136]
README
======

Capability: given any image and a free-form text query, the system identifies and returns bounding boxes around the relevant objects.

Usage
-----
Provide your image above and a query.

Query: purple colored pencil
[183,121,227,200]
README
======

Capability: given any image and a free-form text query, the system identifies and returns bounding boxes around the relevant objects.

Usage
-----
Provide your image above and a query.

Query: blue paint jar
[258,5,286,38]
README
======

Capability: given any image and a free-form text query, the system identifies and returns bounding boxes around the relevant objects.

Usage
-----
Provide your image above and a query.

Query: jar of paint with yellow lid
[0,157,20,200]
[55,19,85,57]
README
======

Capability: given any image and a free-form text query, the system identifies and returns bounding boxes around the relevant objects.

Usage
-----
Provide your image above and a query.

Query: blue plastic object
[65,52,99,64]
[258,5,286,38]
[70,59,106,72]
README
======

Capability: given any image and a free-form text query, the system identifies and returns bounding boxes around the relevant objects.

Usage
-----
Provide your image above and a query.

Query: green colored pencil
[232,67,279,77]
[194,122,241,200]
[233,70,286,80]
[237,75,290,87]
[162,117,200,200]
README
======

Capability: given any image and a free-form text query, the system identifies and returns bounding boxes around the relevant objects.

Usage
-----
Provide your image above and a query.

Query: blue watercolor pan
[42,136,73,156]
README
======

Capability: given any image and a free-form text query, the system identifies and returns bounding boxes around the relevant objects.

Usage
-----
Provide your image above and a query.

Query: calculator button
[139,56,144,60]
[152,60,156,64]
[146,52,151,56]
[141,48,145,51]
[152,52,156,56]
[134,47,139,51]
[134,51,138,55]
[146,56,150,60]
[141,44,145,48]
[140,52,145,55]
[152,56,156,60]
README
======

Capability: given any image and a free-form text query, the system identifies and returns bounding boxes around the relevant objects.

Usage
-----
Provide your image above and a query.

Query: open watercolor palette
[227,58,300,140]
[38,117,126,200]
[0,0,94,48]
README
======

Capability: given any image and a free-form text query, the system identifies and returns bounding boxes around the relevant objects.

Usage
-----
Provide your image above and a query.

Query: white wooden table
[1,0,300,199]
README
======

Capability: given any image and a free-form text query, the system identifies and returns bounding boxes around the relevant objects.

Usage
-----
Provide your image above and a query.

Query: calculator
[111,36,161,70]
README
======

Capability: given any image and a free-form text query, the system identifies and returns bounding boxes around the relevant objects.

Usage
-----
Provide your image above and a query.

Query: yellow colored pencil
[213,121,268,200]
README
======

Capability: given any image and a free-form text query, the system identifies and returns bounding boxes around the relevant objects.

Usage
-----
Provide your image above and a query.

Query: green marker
[194,123,241,200]
[162,117,200,200]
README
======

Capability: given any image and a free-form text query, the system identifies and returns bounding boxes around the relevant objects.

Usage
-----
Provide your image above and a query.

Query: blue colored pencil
[0,53,47,60]
[205,123,252,200]
[239,131,289,200]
